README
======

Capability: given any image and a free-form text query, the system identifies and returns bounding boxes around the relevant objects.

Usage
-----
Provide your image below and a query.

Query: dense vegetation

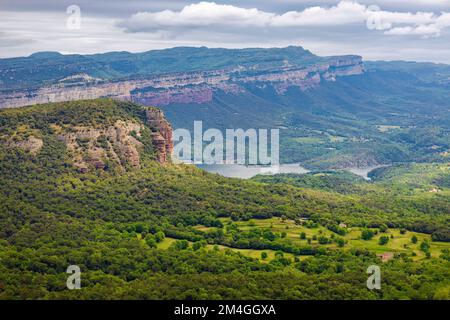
[0,99,449,300]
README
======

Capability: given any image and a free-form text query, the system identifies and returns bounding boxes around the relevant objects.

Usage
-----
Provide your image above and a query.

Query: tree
[154,231,165,243]
[192,242,202,251]
[361,229,374,241]
[420,241,430,253]
[300,232,306,240]
[263,230,276,241]
[174,240,189,250]
[378,236,389,245]
[145,235,157,248]
[336,238,345,247]
[318,236,329,245]
[411,235,418,244]
[261,252,268,260]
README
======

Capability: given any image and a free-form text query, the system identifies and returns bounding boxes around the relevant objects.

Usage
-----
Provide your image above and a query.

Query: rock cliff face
[146,108,173,163]
[1,104,174,172]
[56,110,174,171]
[57,120,145,173]
[0,56,363,109]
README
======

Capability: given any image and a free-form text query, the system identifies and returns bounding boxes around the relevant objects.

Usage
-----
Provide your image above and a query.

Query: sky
[0,0,450,63]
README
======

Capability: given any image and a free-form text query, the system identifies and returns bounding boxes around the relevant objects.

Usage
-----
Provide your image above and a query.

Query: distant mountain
[0,46,449,169]
[0,46,341,91]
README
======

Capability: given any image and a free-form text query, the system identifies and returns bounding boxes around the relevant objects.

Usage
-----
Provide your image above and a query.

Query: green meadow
[153,217,450,262]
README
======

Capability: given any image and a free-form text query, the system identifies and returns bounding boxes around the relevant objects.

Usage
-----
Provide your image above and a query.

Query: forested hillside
[0,99,449,299]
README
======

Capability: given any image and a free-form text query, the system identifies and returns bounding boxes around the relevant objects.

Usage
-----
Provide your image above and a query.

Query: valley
[156,216,450,262]
[0,99,448,300]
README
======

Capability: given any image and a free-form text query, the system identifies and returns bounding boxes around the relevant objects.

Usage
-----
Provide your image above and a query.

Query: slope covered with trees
[0,99,449,299]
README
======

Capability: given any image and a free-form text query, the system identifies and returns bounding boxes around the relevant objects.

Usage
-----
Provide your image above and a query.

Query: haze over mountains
[0,46,449,169]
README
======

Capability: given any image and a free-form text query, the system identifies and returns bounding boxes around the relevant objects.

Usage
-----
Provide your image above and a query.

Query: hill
[0,99,449,299]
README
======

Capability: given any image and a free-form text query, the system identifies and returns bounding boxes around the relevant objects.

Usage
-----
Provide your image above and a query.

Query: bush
[378,236,389,245]
[420,241,430,253]
[318,236,329,245]
[174,240,189,250]
[145,235,157,248]
[154,231,165,243]
[361,229,375,241]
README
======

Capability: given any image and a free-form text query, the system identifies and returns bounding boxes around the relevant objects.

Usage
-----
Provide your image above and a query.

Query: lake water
[346,165,390,180]
[197,163,388,180]
[196,163,309,179]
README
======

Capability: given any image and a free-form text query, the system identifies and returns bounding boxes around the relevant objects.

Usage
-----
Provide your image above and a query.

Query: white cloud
[117,1,450,38]
[384,25,441,37]
[2,1,450,63]
[117,2,275,31]
[271,2,368,27]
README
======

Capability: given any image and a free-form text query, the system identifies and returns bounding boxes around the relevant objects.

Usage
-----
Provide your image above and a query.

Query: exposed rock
[146,108,173,163]
[8,136,43,155]
[59,120,144,172]
[0,57,364,108]
[1,104,174,172]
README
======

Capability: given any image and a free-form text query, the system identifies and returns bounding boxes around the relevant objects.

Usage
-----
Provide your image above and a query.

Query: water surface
[196,163,309,179]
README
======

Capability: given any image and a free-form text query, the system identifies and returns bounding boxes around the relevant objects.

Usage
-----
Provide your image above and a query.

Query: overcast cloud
[0,0,449,63]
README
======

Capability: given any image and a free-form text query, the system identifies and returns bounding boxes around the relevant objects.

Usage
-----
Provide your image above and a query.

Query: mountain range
[0,46,449,169]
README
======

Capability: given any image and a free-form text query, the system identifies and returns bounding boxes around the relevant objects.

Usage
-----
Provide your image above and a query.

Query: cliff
[0,100,173,173]
[0,47,363,109]
[145,108,173,163]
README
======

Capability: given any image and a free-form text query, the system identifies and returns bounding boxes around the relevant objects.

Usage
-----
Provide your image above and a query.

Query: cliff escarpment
[0,47,363,109]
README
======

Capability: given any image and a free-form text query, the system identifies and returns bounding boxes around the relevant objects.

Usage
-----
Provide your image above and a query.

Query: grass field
[187,217,450,261]
[156,235,294,262]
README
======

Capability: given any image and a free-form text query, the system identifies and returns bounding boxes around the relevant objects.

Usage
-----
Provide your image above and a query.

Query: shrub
[378,236,389,245]
[361,229,375,241]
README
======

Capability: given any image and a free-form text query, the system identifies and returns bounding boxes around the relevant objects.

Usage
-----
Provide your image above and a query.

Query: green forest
[0,99,449,300]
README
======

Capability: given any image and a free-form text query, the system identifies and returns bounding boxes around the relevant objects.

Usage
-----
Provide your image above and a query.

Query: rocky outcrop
[0,56,364,109]
[7,136,43,155]
[146,109,173,163]
[57,113,174,172]
[58,120,145,172]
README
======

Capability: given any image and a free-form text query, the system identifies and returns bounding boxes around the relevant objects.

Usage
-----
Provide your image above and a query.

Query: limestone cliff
[0,101,174,173]
[146,108,173,163]
[0,56,363,109]
[57,120,145,173]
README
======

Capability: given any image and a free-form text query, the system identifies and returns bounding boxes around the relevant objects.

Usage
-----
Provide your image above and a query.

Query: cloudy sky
[1,0,450,63]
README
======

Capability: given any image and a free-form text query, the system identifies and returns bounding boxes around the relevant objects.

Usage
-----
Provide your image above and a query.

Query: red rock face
[145,109,173,163]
